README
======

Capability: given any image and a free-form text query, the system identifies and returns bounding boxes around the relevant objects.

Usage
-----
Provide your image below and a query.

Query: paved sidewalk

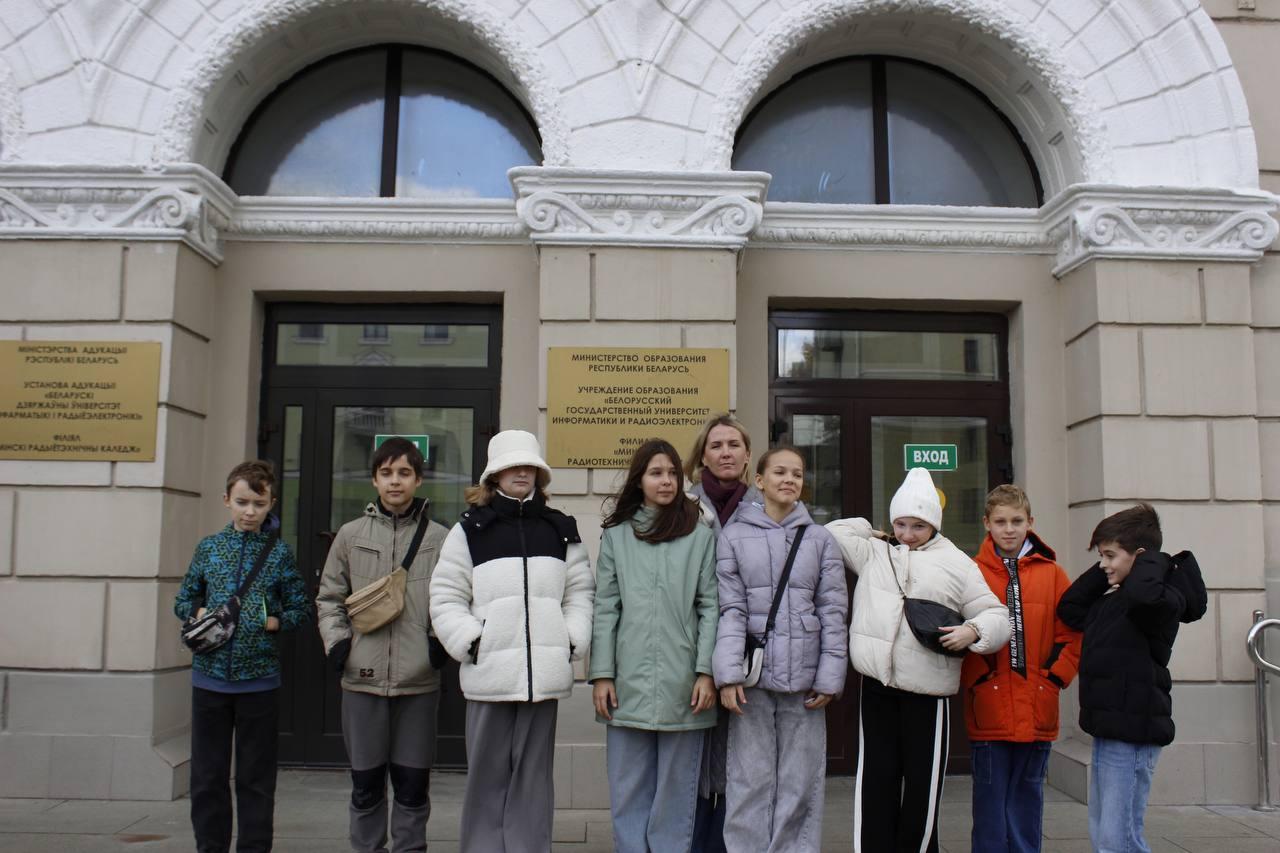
[3,769,1280,852]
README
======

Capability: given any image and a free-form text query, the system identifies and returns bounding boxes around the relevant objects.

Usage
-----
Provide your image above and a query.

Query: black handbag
[742,525,808,686]
[888,544,969,658]
[181,531,281,654]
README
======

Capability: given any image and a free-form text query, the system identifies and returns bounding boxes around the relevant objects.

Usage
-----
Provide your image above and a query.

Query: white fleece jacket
[429,521,594,703]
[826,517,1010,697]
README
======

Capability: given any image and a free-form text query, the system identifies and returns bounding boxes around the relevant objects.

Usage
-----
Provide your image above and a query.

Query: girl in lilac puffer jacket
[711,446,847,853]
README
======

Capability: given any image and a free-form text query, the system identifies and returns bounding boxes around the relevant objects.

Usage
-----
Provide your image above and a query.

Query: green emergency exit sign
[903,444,958,471]
[374,434,430,456]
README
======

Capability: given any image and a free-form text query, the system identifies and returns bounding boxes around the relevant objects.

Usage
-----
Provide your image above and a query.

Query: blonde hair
[984,484,1032,518]
[684,413,753,483]
[464,471,550,507]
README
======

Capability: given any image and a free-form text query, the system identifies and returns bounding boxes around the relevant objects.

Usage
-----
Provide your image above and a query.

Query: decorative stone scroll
[511,167,770,249]
[0,164,233,263]
[1045,186,1279,277]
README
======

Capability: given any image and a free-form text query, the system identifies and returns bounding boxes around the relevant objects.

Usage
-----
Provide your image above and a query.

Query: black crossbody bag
[741,525,808,687]
[181,531,280,654]
[888,544,969,658]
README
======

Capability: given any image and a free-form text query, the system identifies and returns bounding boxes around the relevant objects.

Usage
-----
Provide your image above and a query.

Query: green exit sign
[374,434,430,456]
[904,444,958,471]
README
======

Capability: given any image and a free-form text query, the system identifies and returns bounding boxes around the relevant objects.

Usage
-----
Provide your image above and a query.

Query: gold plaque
[0,341,162,461]
[547,347,730,468]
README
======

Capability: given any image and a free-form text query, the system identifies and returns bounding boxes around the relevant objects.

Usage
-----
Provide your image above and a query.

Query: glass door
[771,309,1012,776]
[262,304,500,767]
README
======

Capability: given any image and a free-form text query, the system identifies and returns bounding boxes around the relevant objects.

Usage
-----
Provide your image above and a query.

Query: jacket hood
[221,515,281,538]
[734,499,814,530]
[977,529,1057,568]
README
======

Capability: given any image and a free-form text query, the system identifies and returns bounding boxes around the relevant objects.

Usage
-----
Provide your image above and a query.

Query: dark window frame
[224,44,542,198]
[735,56,1044,206]
[769,309,1010,401]
[264,303,503,391]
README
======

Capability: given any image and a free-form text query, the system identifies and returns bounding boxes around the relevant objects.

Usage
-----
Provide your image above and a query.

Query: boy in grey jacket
[317,437,449,853]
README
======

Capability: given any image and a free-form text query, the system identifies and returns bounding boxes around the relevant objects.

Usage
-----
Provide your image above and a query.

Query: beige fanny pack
[345,512,429,634]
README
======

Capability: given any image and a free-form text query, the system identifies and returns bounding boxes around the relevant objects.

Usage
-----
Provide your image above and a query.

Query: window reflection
[225,46,540,199]
[734,57,1040,207]
[225,50,385,197]
[734,61,875,204]
[277,323,488,368]
[396,52,540,198]
[777,328,1000,381]
[886,63,1039,206]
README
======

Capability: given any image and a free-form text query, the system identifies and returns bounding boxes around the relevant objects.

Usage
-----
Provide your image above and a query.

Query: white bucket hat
[889,467,943,531]
[479,429,552,487]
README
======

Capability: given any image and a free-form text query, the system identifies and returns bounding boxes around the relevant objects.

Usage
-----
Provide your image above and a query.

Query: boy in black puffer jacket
[1057,503,1207,853]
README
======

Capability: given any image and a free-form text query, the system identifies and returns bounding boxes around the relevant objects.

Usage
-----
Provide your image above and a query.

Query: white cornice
[0,164,233,264]
[510,167,771,250]
[1043,185,1279,277]
[0,167,1275,275]
[754,202,1049,253]
[228,197,526,244]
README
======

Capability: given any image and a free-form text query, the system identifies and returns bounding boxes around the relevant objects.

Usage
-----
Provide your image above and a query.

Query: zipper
[519,501,533,702]
[227,533,247,680]
[388,512,397,688]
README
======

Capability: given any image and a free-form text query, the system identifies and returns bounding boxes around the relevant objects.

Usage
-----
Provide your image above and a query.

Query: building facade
[1,0,1278,808]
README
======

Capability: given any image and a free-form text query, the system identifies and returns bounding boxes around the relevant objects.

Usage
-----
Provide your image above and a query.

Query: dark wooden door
[260,304,500,767]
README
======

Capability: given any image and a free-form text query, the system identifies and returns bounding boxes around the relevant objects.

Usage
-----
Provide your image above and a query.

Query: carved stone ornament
[0,164,233,263]
[510,167,770,249]
[1044,186,1279,277]
[228,197,526,243]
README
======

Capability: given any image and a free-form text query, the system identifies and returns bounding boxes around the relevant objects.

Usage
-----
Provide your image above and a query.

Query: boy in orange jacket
[962,485,1081,853]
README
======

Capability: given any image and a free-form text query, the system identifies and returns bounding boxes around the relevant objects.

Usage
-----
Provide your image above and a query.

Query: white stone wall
[0,0,1262,192]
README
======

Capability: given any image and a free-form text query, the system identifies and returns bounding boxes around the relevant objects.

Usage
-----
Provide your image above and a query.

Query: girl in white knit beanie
[826,467,1010,853]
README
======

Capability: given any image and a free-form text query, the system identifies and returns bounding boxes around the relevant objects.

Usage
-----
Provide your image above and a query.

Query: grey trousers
[341,690,439,853]
[723,689,827,853]
[606,725,704,853]
[460,699,558,853]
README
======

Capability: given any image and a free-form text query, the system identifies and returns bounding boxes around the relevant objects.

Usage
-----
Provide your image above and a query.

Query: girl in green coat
[590,439,719,853]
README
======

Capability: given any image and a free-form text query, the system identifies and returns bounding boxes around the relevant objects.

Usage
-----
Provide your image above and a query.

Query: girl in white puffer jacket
[826,467,1009,853]
[430,430,595,853]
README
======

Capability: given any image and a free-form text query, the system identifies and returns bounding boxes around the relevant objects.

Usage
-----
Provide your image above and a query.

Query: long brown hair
[684,413,752,482]
[603,439,700,544]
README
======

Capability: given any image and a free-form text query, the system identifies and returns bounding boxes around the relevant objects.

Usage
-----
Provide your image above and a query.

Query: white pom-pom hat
[889,467,943,531]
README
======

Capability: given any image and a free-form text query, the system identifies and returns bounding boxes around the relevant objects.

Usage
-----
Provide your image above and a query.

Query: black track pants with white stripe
[854,677,949,853]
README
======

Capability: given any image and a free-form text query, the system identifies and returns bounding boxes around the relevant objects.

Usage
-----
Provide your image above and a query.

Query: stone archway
[151,0,570,173]
[698,0,1259,196]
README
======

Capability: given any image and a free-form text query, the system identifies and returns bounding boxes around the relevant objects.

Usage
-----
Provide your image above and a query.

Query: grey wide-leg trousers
[459,699,558,853]
[723,688,827,853]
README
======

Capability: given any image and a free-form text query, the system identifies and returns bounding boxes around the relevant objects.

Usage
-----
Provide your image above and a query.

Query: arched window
[733,57,1041,207]
[225,45,541,198]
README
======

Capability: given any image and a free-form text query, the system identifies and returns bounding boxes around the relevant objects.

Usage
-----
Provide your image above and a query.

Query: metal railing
[1246,610,1280,811]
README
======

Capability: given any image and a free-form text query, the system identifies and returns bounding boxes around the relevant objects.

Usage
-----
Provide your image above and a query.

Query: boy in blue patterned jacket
[174,460,311,853]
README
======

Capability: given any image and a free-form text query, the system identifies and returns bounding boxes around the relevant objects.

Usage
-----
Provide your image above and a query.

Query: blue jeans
[970,740,1051,853]
[1089,738,1161,853]
[606,726,703,853]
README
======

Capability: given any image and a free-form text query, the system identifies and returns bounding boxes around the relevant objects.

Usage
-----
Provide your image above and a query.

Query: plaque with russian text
[0,341,162,461]
[547,347,730,468]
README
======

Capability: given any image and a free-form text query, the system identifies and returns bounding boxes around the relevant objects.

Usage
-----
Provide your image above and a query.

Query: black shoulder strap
[234,531,281,601]
[764,525,808,639]
[400,511,432,570]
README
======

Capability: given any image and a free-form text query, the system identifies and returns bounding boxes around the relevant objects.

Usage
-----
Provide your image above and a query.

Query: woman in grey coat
[686,414,760,853]
[712,446,848,853]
